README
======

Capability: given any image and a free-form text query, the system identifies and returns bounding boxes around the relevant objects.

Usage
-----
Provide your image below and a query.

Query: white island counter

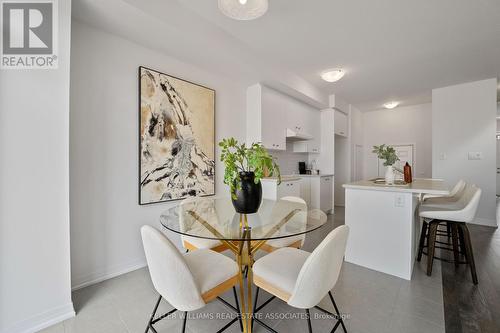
[342,179,449,280]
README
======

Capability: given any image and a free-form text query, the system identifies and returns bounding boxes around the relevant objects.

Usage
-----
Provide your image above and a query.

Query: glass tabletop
[160,197,327,241]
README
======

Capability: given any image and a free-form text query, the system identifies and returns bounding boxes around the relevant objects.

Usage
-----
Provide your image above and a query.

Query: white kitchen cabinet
[261,178,300,200]
[292,141,320,153]
[277,179,300,198]
[334,110,348,137]
[320,176,334,212]
[310,176,334,213]
[299,177,311,206]
[246,84,286,150]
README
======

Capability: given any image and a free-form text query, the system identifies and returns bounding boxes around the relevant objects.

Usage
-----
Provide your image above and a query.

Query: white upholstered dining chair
[259,196,308,253]
[179,196,228,253]
[141,225,242,333]
[252,225,349,333]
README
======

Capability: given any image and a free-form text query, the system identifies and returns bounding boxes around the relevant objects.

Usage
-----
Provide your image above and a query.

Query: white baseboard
[3,302,75,333]
[71,258,147,291]
[470,217,498,227]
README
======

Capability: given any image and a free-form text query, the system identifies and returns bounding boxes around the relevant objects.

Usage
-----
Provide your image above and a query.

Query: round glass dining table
[160,197,327,333]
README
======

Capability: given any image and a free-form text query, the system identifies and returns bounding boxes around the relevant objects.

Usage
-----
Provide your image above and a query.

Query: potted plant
[372,144,400,185]
[219,138,281,213]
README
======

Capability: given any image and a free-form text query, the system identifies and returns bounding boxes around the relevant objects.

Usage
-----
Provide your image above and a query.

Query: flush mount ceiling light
[218,0,269,20]
[321,69,345,83]
[383,101,399,109]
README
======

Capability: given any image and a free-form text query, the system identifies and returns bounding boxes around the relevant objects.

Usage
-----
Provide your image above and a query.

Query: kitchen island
[343,179,449,280]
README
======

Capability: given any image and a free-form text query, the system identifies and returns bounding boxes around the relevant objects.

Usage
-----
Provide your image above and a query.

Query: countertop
[262,174,334,182]
[343,178,450,195]
[261,176,301,182]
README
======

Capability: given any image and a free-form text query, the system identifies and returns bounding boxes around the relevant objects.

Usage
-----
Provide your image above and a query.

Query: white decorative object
[218,0,268,20]
[385,165,395,185]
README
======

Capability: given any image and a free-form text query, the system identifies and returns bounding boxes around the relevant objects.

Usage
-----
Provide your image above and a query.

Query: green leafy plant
[372,144,399,166]
[219,138,281,199]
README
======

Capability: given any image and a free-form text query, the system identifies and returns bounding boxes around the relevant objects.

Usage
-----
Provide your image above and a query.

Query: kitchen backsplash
[270,143,312,175]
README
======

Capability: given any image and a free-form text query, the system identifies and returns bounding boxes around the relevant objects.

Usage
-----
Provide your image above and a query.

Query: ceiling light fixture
[218,0,268,20]
[384,101,399,109]
[321,69,345,83]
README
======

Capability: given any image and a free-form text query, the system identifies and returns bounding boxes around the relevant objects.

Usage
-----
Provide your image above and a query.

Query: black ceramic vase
[232,171,262,214]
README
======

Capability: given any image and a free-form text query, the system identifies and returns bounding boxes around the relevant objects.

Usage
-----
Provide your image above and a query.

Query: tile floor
[40,207,445,333]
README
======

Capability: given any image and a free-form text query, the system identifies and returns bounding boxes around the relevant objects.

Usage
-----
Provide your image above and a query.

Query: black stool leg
[451,223,460,267]
[181,311,187,333]
[459,223,478,284]
[427,221,438,276]
[305,308,313,333]
[458,226,466,257]
[417,220,428,262]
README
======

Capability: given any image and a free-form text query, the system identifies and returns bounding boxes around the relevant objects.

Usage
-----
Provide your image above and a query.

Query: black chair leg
[145,295,162,333]
[252,287,260,331]
[181,311,187,333]
[459,223,478,284]
[233,286,243,332]
[458,226,466,257]
[329,291,347,333]
[306,309,313,333]
[427,221,438,276]
[417,220,428,262]
[451,223,460,267]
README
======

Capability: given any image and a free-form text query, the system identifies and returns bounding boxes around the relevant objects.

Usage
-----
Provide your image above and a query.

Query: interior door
[378,144,414,177]
[354,144,363,181]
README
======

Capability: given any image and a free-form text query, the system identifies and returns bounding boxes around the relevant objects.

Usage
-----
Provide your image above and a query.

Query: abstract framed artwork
[139,66,215,205]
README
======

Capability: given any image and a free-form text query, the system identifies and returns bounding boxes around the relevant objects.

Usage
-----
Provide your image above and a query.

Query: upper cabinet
[246,84,321,151]
[334,110,348,137]
[246,84,286,150]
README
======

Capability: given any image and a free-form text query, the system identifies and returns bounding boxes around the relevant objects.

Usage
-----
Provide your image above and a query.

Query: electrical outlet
[395,195,405,208]
[468,152,483,160]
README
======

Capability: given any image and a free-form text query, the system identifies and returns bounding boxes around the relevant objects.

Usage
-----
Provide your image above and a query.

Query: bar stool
[419,179,467,246]
[418,184,482,284]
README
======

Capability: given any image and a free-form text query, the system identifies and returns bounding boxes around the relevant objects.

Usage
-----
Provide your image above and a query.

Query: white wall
[69,21,247,289]
[363,103,432,179]
[0,1,74,332]
[432,79,498,226]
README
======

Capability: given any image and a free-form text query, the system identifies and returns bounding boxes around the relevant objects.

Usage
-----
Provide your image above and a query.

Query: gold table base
[188,209,300,333]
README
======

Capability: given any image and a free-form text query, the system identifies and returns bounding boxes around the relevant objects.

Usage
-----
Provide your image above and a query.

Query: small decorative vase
[231,171,262,214]
[385,165,395,185]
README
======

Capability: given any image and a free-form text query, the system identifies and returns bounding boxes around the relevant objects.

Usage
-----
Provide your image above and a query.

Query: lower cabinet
[261,178,300,200]
[261,176,333,213]
[308,176,334,213]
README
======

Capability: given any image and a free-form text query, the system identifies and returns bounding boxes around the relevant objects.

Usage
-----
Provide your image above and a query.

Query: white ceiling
[74,0,500,111]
